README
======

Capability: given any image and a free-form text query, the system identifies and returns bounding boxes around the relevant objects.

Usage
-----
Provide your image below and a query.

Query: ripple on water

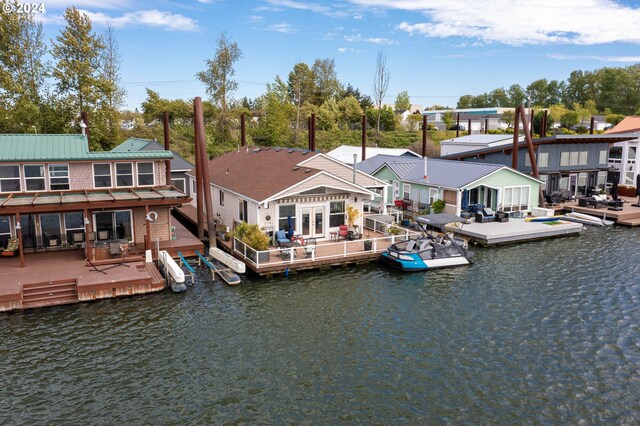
[1,227,639,424]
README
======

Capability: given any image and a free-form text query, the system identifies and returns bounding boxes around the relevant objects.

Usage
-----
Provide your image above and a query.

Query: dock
[457,218,584,246]
[551,196,640,227]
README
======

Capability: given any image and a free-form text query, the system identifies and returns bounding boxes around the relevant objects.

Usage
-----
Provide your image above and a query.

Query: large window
[64,211,85,244]
[329,201,345,227]
[596,171,608,191]
[0,215,11,249]
[599,150,608,165]
[49,164,69,190]
[577,172,588,196]
[429,188,440,203]
[93,163,112,188]
[560,152,570,166]
[403,184,411,200]
[578,151,588,166]
[171,178,185,193]
[502,185,530,212]
[538,152,549,168]
[137,162,154,186]
[115,163,133,187]
[219,189,225,207]
[0,165,20,192]
[24,164,45,191]
[278,204,295,230]
[238,199,248,222]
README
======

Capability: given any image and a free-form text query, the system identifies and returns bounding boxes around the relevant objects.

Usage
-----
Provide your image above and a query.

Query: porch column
[455,190,462,217]
[16,213,24,268]
[634,141,640,186]
[84,208,91,260]
[145,204,151,253]
[620,141,629,185]
[382,186,388,214]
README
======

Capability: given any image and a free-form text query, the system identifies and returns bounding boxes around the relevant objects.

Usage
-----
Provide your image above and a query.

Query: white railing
[233,225,421,269]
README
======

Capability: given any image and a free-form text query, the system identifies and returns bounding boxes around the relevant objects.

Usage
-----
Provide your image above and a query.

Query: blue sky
[38,0,640,110]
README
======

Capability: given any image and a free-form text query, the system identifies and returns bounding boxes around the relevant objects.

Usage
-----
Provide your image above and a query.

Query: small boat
[196,250,241,286]
[158,250,187,293]
[561,211,614,227]
[381,213,474,272]
[524,215,564,223]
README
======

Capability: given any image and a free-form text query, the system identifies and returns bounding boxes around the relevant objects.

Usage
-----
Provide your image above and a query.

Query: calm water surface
[1,227,639,424]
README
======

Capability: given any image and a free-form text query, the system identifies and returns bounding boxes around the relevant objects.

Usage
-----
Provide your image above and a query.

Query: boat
[381,213,474,272]
[196,250,241,286]
[561,211,614,227]
[158,250,187,293]
[524,215,564,223]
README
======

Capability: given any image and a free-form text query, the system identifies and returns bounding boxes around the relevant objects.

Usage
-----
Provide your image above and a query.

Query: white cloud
[548,53,640,62]
[265,0,348,17]
[338,47,361,53]
[344,34,395,45]
[44,0,129,9]
[80,9,200,32]
[249,15,265,23]
[345,0,640,45]
[267,23,297,34]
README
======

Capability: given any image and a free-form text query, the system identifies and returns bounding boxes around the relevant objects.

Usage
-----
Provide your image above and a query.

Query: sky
[33,0,640,110]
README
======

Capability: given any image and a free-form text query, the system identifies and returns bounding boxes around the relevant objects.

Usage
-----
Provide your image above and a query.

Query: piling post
[361,114,367,161]
[194,104,205,240]
[590,116,595,135]
[163,112,172,186]
[194,97,217,247]
[512,106,521,169]
[485,118,488,134]
[456,113,460,137]
[422,114,428,157]
[241,113,247,146]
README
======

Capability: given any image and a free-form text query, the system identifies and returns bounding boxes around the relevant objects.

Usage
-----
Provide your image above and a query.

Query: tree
[457,95,473,109]
[533,110,554,135]
[317,99,339,131]
[341,84,373,109]
[366,105,395,131]
[605,113,625,126]
[372,51,390,134]
[442,111,455,129]
[560,111,580,128]
[311,58,340,105]
[98,23,126,146]
[196,31,243,142]
[287,62,314,143]
[507,84,527,107]
[394,90,411,111]
[488,88,509,107]
[254,90,293,146]
[337,96,363,129]
[51,7,105,113]
[500,110,515,128]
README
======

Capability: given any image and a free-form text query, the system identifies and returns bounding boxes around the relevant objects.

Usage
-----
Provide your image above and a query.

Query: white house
[326,145,420,165]
[605,117,640,186]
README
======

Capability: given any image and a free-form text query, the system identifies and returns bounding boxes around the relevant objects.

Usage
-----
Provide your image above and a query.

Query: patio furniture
[330,231,338,241]
[304,238,316,257]
[275,230,290,247]
[338,225,348,240]
[47,235,61,251]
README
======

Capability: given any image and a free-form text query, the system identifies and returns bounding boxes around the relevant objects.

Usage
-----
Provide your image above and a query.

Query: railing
[233,224,420,269]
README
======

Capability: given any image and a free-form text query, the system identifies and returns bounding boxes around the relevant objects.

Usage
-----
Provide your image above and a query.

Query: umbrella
[461,189,469,211]
[287,215,294,239]
[636,174,640,197]
[611,174,619,201]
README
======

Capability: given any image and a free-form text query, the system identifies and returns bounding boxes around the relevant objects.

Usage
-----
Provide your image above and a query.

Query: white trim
[462,166,543,190]
[23,164,46,192]
[48,163,70,191]
[136,161,155,187]
[115,162,134,188]
[170,177,186,193]
[93,163,113,189]
[298,152,391,187]
[0,164,21,193]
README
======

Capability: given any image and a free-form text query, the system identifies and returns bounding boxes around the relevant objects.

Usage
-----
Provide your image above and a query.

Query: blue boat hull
[381,252,430,272]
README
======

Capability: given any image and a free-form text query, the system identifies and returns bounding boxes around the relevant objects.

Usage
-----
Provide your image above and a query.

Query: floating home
[0,134,201,311]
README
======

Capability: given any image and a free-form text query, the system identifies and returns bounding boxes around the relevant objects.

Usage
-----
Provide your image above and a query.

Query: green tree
[287,62,314,143]
[488,88,509,107]
[196,31,243,142]
[311,58,340,105]
[442,111,455,129]
[97,23,126,147]
[254,90,293,146]
[457,95,473,109]
[507,84,527,107]
[560,111,580,128]
[366,105,395,131]
[337,96,363,129]
[605,113,625,126]
[394,90,411,111]
[500,110,515,128]
[317,98,339,131]
[51,7,105,113]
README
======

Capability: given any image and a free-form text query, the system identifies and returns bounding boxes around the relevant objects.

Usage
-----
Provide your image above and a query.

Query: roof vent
[288,150,294,153]
[304,169,311,173]
[293,166,300,170]
[275,148,281,152]
[226,168,230,174]
[264,147,271,150]
[253,147,261,153]
[301,151,309,155]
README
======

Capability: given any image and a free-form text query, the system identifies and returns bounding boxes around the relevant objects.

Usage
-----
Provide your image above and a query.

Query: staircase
[21,279,79,310]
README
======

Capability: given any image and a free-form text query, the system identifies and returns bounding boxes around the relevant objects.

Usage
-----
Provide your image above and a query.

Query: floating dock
[551,196,640,227]
[458,218,584,246]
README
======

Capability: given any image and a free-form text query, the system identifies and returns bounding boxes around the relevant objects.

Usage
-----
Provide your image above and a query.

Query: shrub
[231,222,270,251]
[432,199,445,214]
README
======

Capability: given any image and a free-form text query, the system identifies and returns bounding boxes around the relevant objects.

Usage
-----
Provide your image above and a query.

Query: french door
[301,207,324,238]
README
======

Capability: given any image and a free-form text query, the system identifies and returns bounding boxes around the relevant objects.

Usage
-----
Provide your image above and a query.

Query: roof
[0,134,173,162]
[441,133,639,160]
[416,214,466,227]
[441,134,517,145]
[326,145,420,164]
[357,154,515,189]
[199,147,323,202]
[604,116,640,134]
[112,138,194,171]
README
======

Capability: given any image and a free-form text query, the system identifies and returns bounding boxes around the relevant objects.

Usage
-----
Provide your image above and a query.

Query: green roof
[111,137,153,152]
[0,134,173,162]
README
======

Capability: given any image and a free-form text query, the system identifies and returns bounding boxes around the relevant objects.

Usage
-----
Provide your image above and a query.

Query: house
[326,145,420,164]
[441,133,639,199]
[112,138,194,195]
[422,107,514,132]
[186,147,389,240]
[0,134,190,261]
[440,134,524,157]
[357,154,543,215]
[604,117,640,186]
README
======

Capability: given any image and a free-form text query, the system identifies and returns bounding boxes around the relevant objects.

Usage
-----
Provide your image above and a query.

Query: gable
[265,171,374,202]
[300,154,389,187]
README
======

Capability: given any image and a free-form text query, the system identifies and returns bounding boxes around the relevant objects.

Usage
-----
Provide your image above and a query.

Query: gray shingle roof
[112,138,194,171]
[357,154,509,189]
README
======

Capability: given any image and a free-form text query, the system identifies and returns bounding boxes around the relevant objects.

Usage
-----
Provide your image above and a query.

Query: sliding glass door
[93,210,133,242]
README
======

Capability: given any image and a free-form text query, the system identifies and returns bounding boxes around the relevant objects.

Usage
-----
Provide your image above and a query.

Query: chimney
[353,153,357,183]
[423,156,428,180]
[80,111,91,150]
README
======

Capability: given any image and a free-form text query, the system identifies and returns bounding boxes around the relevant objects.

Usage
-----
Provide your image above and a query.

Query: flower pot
[363,240,372,251]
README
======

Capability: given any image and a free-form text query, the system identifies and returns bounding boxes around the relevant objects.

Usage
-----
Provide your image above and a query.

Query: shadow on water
[1,227,639,424]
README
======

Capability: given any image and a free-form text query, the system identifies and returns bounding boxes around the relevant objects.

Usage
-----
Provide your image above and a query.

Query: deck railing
[233,225,420,269]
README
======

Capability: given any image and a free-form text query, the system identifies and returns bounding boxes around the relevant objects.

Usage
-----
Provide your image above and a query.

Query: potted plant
[2,238,19,256]
[231,222,270,263]
[431,199,446,214]
[346,205,362,239]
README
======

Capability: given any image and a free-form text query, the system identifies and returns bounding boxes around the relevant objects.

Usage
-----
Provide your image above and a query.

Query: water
[1,227,639,424]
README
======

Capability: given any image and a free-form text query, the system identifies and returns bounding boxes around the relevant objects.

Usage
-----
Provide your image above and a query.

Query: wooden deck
[457,218,584,246]
[551,196,640,227]
[0,250,167,312]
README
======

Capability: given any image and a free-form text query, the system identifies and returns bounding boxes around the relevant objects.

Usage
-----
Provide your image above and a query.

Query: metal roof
[357,154,514,189]
[326,145,420,164]
[416,214,466,227]
[0,134,173,162]
[112,138,194,171]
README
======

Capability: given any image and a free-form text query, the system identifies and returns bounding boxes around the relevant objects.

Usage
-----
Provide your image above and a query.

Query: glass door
[0,215,11,249]
[40,213,61,248]
[568,173,578,197]
[94,210,133,242]
[20,214,37,249]
[301,207,324,238]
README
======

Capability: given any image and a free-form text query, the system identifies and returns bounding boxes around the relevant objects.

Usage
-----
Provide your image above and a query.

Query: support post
[16,213,24,267]
[361,114,367,161]
[145,204,151,253]
[194,97,217,247]
[485,118,488,134]
[589,116,595,135]
[518,106,539,179]
[84,208,90,261]
[456,113,460,137]
[512,106,521,169]
[194,105,205,240]
[241,113,247,146]
[163,112,172,186]
[468,119,472,135]
[422,114,428,157]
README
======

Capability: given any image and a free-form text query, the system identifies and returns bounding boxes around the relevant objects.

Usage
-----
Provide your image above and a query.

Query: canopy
[416,214,466,227]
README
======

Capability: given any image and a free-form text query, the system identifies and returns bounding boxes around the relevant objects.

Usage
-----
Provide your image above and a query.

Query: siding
[275,173,368,199]
[372,166,398,204]
[468,169,541,212]
[211,185,257,228]
[303,156,385,187]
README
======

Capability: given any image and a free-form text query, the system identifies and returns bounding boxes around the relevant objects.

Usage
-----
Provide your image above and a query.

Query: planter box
[363,240,372,251]
[2,251,15,257]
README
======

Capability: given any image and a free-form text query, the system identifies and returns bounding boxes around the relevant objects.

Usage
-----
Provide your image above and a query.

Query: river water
[1,226,639,424]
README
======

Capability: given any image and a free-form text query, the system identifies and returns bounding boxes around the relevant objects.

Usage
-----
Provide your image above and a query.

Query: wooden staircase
[21,279,79,310]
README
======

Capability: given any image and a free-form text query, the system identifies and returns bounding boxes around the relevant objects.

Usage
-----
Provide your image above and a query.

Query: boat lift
[195,249,242,286]
[177,251,195,284]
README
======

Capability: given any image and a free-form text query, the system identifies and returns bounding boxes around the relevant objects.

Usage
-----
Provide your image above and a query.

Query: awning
[416,214,467,227]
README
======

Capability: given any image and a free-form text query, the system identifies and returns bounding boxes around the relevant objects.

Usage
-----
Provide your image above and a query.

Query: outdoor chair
[109,242,121,257]
[275,230,290,247]
[47,235,60,251]
[72,232,84,247]
[338,225,348,240]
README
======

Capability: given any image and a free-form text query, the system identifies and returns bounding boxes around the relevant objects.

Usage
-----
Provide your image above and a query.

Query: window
[115,163,133,187]
[393,181,399,198]
[0,215,11,249]
[191,179,196,194]
[599,150,608,165]
[502,185,530,212]
[538,152,549,168]
[596,171,608,191]
[93,163,112,188]
[137,162,154,186]
[578,151,588,166]
[403,184,411,200]
[569,151,579,166]
[429,188,440,203]
[238,199,248,222]
[219,190,225,207]
[171,178,185,193]
[49,164,69,190]
[329,201,345,227]
[278,204,295,230]
[560,152,570,166]
[0,165,20,192]
[524,155,531,167]
[63,211,85,244]
[577,172,588,196]
[24,164,45,191]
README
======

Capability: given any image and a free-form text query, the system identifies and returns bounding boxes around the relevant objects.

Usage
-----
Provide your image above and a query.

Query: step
[23,288,77,299]
[23,291,78,304]
[22,297,79,309]
[22,281,77,292]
